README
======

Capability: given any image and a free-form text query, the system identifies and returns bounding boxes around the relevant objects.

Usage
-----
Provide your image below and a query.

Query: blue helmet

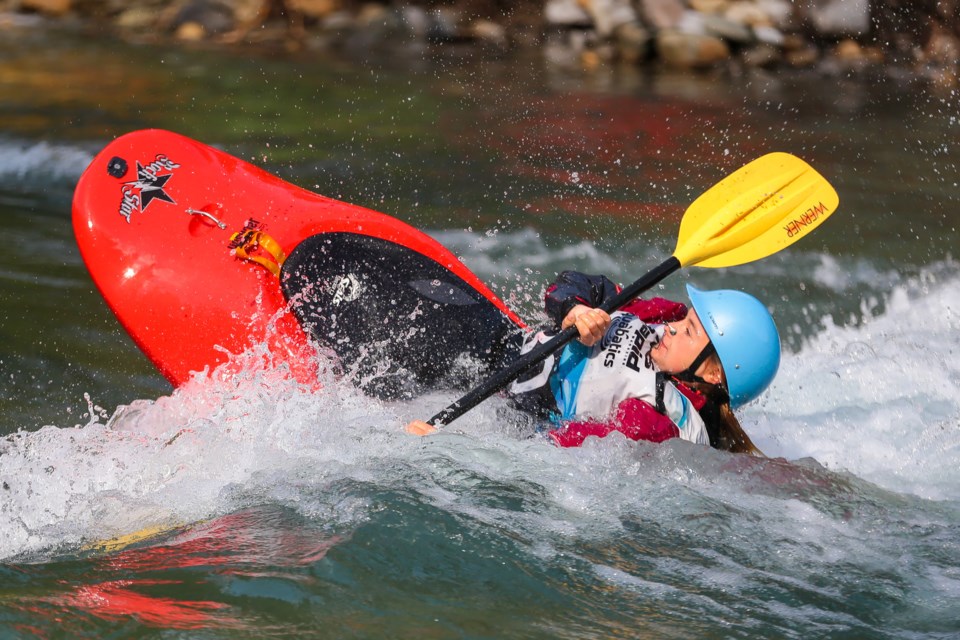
[685,284,781,408]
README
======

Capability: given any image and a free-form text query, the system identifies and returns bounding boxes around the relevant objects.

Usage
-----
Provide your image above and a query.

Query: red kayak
[73,129,524,393]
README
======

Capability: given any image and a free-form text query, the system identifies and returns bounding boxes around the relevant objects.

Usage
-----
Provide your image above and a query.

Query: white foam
[750,266,960,500]
[0,346,408,559]
[0,138,93,182]
[2,262,958,561]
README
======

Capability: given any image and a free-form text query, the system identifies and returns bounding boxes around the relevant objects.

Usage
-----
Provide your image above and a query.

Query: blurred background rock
[1,0,957,86]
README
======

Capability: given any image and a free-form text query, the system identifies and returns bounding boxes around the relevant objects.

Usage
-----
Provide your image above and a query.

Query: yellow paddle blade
[81,521,183,554]
[673,153,839,268]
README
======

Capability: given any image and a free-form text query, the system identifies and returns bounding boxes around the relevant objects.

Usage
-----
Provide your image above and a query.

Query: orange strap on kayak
[230,228,286,277]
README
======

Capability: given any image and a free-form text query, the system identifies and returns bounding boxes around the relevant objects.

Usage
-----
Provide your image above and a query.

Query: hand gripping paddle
[421,152,839,429]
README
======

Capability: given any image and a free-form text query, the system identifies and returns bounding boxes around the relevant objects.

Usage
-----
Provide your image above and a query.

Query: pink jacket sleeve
[548,398,681,447]
[547,382,706,448]
[620,297,688,324]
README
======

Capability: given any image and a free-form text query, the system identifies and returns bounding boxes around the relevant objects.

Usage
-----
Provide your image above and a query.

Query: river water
[1,23,959,638]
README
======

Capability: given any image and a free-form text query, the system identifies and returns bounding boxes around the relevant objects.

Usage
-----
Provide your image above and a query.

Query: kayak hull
[72,129,523,387]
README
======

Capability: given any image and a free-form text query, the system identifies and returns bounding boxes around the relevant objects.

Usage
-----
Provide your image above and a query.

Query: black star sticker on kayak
[125,162,176,210]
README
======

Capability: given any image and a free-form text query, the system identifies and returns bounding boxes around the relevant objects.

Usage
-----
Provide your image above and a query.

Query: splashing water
[755,264,960,501]
[2,262,958,561]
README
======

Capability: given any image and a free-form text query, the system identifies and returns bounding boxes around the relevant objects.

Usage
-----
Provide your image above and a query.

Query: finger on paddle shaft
[425,153,838,429]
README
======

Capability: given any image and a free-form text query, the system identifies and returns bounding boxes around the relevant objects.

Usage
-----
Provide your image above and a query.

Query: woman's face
[650,309,712,374]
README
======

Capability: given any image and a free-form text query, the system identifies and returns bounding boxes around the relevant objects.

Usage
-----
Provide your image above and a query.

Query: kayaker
[407,271,780,455]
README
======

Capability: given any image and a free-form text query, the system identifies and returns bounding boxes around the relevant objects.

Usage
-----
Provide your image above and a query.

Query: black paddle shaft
[426,256,682,427]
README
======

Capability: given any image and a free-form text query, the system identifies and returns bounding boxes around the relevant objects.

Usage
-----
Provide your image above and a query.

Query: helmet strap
[685,341,717,379]
[674,342,730,404]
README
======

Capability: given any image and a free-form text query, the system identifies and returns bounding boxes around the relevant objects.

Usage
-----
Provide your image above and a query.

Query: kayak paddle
[420,152,839,429]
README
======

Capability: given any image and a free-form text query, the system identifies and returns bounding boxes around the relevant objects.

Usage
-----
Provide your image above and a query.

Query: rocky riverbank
[4,0,959,86]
